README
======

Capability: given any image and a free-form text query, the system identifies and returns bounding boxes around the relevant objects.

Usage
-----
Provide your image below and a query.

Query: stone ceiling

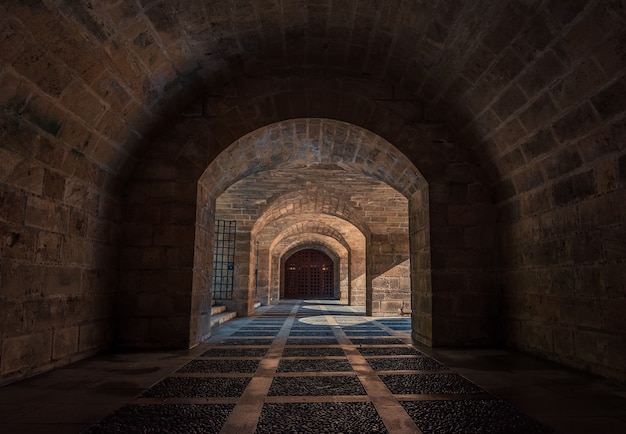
[2,0,625,198]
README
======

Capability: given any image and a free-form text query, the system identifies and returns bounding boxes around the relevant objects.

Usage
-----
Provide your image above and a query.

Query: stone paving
[83,301,553,433]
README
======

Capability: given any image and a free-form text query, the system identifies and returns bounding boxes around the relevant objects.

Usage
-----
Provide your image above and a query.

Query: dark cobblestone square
[277,358,352,372]
[286,338,339,345]
[343,330,392,336]
[200,347,268,357]
[401,399,554,433]
[218,338,274,346]
[358,346,424,356]
[289,330,336,336]
[349,337,406,345]
[231,330,278,337]
[176,359,260,374]
[366,357,447,371]
[379,373,484,395]
[83,404,235,434]
[141,377,251,398]
[255,402,387,433]
[268,375,366,396]
[281,347,345,357]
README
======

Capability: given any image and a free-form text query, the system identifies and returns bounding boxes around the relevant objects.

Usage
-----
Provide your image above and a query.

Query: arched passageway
[206,119,417,322]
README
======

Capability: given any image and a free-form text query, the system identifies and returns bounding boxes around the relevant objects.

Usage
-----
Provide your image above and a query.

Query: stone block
[519,320,553,353]
[43,266,82,296]
[552,103,600,144]
[499,148,526,173]
[574,330,613,366]
[1,331,52,376]
[593,31,626,77]
[602,228,626,261]
[551,58,605,111]
[604,299,626,333]
[592,78,626,120]
[43,169,66,200]
[521,128,558,161]
[619,153,626,188]
[0,299,24,337]
[543,268,576,297]
[560,297,603,329]
[447,203,493,226]
[22,297,69,332]
[552,325,574,357]
[526,294,559,322]
[35,136,65,170]
[559,3,621,60]
[432,271,465,294]
[25,196,68,234]
[61,236,94,266]
[551,170,596,206]
[0,223,36,261]
[519,94,559,134]
[0,18,25,63]
[606,264,626,298]
[152,225,195,246]
[494,179,517,203]
[52,326,79,360]
[36,231,63,263]
[491,118,527,151]
[0,187,25,225]
[0,263,42,298]
[493,84,528,121]
[87,216,109,242]
[122,223,152,246]
[520,188,551,216]
[150,316,191,347]
[165,247,194,268]
[518,50,566,96]
[60,81,106,124]
[594,158,617,194]
[513,167,544,193]
[116,318,150,347]
[78,321,113,353]
[10,161,44,195]
[64,178,99,212]
[12,41,72,98]
[544,149,582,179]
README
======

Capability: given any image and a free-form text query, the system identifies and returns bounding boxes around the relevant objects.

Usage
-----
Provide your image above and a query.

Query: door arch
[283,249,336,299]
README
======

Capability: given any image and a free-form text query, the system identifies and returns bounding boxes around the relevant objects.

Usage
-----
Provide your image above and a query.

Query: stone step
[211,304,227,315]
[210,310,237,328]
[254,302,262,309]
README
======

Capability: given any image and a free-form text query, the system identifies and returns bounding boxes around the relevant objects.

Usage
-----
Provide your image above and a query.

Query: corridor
[2,301,625,433]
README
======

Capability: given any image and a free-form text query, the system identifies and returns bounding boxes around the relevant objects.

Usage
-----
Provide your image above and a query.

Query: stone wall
[118,122,207,348]
[498,124,626,380]
[483,5,626,381]
[0,113,118,385]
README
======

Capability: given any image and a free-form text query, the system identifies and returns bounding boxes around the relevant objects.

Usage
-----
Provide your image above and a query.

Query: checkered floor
[84,301,552,433]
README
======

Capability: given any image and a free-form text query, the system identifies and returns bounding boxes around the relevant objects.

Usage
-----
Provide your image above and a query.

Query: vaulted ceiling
[2,1,625,199]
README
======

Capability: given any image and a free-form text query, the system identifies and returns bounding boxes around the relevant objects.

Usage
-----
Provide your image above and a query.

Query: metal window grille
[213,220,236,300]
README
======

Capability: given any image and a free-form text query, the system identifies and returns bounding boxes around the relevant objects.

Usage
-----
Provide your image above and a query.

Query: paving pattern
[84,301,553,433]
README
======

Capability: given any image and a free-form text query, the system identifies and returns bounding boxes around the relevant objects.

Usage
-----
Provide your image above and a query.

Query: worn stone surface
[0,0,625,386]
[401,400,553,434]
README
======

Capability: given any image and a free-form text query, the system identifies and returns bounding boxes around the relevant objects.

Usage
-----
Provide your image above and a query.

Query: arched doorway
[283,249,335,299]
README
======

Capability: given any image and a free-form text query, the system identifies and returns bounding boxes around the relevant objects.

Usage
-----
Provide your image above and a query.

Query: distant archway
[283,248,337,299]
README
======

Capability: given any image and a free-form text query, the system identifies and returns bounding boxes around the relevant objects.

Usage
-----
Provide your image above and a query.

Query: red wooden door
[284,249,334,299]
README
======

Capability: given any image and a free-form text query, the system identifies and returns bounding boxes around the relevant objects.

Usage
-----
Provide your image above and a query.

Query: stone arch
[280,244,341,300]
[264,219,361,306]
[196,118,420,331]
